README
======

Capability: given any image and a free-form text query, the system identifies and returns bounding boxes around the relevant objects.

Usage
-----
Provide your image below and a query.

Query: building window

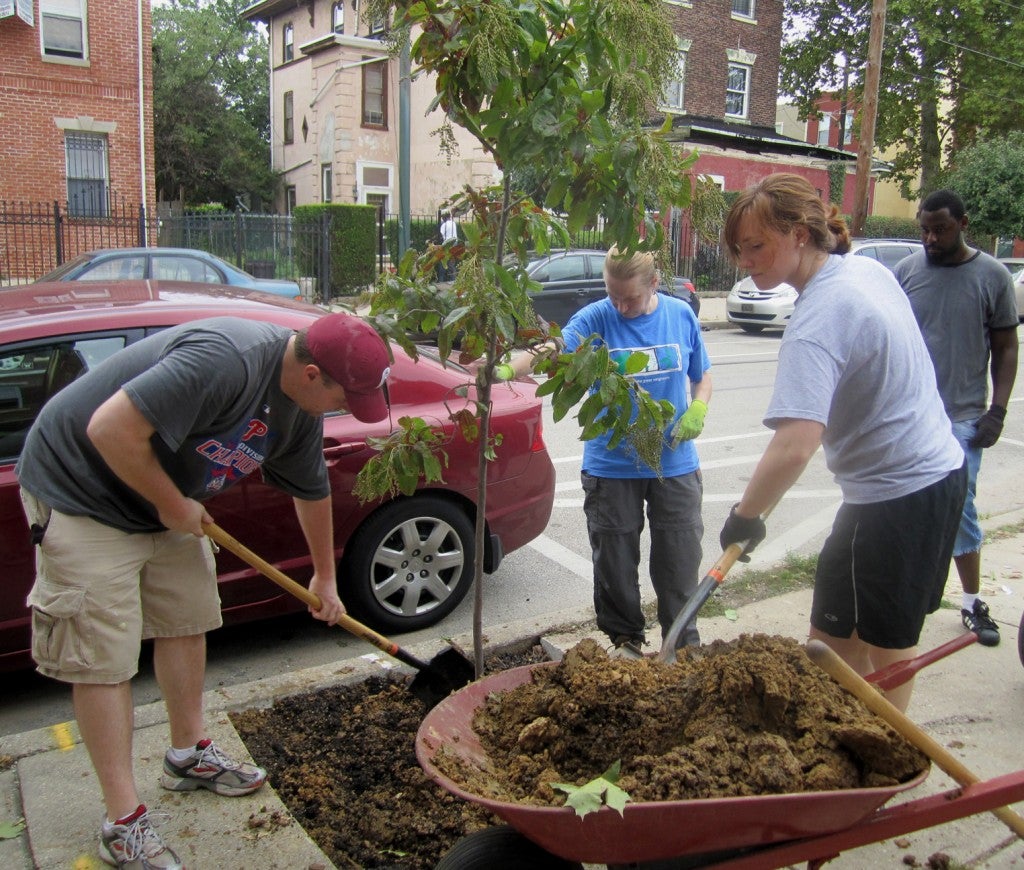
[731,0,755,18]
[663,51,686,111]
[283,23,294,63]
[321,163,333,202]
[41,0,86,60]
[842,110,855,145]
[331,1,344,33]
[286,186,297,214]
[817,114,831,146]
[367,10,387,36]
[725,63,750,119]
[283,91,294,145]
[362,60,387,128]
[65,132,108,217]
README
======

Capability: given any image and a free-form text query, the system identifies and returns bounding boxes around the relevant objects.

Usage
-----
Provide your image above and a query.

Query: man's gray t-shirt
[16,318,330,533]
[766,254,963,504]
[893,249,1018,422]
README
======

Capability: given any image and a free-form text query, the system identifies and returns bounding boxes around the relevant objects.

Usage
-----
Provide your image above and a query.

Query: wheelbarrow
[416,635,1024,869]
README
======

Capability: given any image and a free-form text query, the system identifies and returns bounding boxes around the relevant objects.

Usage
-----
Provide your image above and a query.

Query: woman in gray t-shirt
[717,173,966,713]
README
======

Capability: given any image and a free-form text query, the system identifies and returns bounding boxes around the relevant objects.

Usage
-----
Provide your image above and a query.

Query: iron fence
[2,200,740,297]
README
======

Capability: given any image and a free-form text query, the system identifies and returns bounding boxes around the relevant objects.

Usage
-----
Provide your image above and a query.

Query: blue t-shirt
[562,293,710,478]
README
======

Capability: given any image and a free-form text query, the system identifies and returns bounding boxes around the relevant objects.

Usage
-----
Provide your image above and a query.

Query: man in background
[894,189,1018,647]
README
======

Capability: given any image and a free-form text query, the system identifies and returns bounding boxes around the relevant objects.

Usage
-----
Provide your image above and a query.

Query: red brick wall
[0,1,155,211]
[663,0,783,128]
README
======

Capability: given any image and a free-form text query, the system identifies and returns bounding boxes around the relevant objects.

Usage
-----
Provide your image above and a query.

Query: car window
[77,256,147,281]
[152,255,222,283]
[586,253,607,279]
[543,255,588,282]
[0,335,127,462]
[874,245,915,269]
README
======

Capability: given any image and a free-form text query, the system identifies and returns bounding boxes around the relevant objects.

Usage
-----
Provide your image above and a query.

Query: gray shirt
[893,249,1018,422]
[17,318,330,533]
[766,254,963,504]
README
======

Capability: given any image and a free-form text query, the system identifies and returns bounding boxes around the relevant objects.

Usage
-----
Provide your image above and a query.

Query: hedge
[292,203,377,297]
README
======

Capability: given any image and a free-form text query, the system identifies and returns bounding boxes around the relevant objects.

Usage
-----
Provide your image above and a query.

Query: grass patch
[694,552,818,619]
[984,517,1024,543]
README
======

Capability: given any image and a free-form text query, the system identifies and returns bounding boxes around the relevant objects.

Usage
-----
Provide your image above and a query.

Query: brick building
[243,0,853,217]
[1,0,156,278]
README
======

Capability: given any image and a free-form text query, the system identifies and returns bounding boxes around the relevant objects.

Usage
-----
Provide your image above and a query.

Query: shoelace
[193,741,242,771]
[116,810,171,861]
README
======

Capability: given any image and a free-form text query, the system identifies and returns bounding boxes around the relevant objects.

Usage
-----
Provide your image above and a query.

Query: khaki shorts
[20,489,222,684]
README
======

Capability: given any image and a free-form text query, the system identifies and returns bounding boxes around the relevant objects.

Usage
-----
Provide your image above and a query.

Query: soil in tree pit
[231,634,927,869]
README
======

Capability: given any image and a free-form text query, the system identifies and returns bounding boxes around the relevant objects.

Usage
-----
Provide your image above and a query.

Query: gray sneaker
[99,805,182,869]
[160,738,266,796]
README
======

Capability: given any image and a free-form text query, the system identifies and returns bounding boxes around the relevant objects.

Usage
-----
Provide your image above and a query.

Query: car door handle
[323,441,367,459]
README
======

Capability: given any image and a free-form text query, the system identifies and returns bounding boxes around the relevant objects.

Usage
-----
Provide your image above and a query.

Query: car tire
[739,324,765,334]
[342,495,475,633]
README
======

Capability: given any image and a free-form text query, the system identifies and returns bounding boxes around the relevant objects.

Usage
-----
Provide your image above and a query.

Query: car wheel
[342,495,475,633]
[739,324,765,334]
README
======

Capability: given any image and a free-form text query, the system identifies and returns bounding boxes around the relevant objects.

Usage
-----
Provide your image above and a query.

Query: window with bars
[725,63,750,118]
[283,91,294,145]
[362,60,387,128]
[283,23,294,62]
[663,51,687,111]
[41,0,86,59]
[65,132,109,217]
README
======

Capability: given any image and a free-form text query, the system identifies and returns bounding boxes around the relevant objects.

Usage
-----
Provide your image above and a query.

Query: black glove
[719,503,767,563]
[968,404,1006,448]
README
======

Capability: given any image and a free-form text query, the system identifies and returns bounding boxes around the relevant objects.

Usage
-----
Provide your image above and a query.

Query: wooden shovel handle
[806,639,1024,840]
[204,522,408,659]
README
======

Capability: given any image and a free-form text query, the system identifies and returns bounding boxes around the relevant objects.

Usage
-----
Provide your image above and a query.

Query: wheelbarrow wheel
[1018,607,1024,669]
[435,825,585,870]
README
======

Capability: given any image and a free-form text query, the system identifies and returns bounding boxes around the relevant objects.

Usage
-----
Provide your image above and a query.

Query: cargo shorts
[20,488,222,684]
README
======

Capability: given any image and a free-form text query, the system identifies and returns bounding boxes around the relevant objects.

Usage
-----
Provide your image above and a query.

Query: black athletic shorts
[810,463,967,650]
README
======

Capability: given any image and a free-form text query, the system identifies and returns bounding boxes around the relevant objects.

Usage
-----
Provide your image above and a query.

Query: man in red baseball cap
[16,310,391,868]
[303,312,391,423]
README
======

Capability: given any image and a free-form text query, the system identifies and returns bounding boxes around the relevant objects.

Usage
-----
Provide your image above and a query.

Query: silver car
[726,239,923,333]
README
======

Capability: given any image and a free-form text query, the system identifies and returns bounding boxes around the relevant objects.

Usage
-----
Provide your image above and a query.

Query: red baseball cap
[305,314,391,423]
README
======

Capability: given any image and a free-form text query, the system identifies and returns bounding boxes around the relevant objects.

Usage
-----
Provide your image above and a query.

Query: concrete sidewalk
[2,512,1022,869]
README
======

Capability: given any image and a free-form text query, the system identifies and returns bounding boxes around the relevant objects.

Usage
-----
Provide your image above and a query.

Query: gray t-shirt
[17,318,330,533]
[893,249,1018,422]
[766,254,963,504]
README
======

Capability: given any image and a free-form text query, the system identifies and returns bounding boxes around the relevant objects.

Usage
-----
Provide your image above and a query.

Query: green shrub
[856,215,921,240]
[383,217,439,263]
[293,204,377,297]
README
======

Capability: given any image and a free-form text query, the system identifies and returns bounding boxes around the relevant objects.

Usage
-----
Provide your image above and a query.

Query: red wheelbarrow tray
[415,641,1023,866]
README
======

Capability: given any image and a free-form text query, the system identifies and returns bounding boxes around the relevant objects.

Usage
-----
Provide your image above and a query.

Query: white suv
[726,238,923,333]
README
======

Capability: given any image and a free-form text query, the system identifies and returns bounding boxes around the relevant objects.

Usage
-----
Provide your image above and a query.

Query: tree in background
[781,0,1024,197]
[943,132,1024,244]
[354,0,705,673]
[153,0,279,208]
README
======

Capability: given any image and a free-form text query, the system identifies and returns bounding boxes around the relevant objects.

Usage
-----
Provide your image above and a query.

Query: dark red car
[0,281,555,671]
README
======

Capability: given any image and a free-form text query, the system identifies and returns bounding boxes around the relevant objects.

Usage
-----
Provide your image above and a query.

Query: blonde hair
[724,173,851,261]
[604,246,658,284]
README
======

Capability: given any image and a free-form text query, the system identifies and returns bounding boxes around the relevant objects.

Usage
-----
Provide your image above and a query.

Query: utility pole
[398,43,411,258]
[851,0,887,236]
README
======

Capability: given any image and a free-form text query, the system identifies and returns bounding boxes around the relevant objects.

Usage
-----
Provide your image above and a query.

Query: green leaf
[0,819,25,840]
[724,608,739,622]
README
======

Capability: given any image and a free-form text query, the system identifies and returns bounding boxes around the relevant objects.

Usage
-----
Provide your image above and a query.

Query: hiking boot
[962,599,1000,647]
[609,636,645,660]
[99,805,182,869]
[160,738,267,796]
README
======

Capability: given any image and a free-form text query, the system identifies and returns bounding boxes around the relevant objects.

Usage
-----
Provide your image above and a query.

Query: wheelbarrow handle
[806,639,1024,840]
[204,522,429,669]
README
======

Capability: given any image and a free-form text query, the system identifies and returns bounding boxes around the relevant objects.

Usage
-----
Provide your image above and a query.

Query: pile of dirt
[434,634,929,805]
[231,645,547,869]
[232,635,928,868]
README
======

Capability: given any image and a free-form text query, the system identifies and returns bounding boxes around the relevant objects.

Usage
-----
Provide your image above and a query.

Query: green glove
[671,399,707,447]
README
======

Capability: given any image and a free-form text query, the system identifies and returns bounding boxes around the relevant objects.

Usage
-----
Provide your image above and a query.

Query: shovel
[658,502,777,663]
[204,522,475,707]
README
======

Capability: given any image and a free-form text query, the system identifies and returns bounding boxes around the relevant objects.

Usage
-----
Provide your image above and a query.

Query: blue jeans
[950,419,983,557]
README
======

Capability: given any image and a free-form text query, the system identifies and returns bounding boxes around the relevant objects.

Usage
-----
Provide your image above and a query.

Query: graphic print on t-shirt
[609,343,683,378]
[195,414,272,494]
